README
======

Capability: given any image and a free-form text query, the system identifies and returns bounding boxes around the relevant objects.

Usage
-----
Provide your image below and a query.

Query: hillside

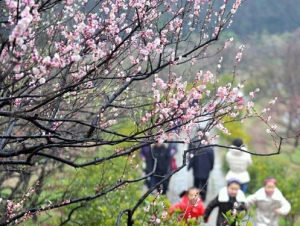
[228,0,300,37]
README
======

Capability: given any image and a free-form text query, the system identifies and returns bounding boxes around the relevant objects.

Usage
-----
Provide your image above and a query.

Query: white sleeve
[245,193,257,208]
[248,154,253,166]
[279,195,291,215]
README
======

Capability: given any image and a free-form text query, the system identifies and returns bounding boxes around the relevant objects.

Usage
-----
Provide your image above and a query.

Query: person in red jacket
[169,187,205,223]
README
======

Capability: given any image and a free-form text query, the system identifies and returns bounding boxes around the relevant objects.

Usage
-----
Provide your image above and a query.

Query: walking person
[167,133,178,172]
[225,138,252,194]
[148,142,171,195]
[203,178,247,226]
[246,178,291,226]
[169,187,205,224]
[140,141,152,188]
[188,132,214,201]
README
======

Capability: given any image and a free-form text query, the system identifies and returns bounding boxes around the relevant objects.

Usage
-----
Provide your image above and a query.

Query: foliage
[219,115,252,146]
[222,209,252,226]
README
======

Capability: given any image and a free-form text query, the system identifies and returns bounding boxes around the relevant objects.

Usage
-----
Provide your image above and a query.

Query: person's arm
[169,202,181,216]
[276,194,291,215]
[237,202,247,213]
[187,148,194,171]
[140,147,146,160]
[225,151,230,165]
[245,193,257,209]
[169,143,178,156]
[196,200,206,216]
[247,153,253,166]
[187,156,193,171]
[209,148,214,171]
[203,196,219,222]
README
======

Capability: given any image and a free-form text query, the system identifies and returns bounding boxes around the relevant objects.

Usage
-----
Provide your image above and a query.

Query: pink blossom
[70,55,81,62]
[162,211,168,219]
[224,40,231,48]
[144,206,150,212]
[39,78,46,84]
[43,56,51,65]
[14,98,22,107]
[236,52,242,62]
[32,67,40,75]
[214,26,220,35]
[154,77,167,89]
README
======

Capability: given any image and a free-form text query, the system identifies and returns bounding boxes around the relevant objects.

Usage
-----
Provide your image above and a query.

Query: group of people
[140,137,291,225]
[170,177,291,226]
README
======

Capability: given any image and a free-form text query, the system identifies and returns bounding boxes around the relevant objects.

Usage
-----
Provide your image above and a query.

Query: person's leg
[240,183,248,194]
[150,176,158,189]
[194,177,206,201]
[194,177,201,188]
[199,178,209,201]
[151,176,166,193]
[162,178,169,195]
[145,176,151,189]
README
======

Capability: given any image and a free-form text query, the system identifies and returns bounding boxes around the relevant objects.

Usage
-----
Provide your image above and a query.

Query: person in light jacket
[246,178,291,226]
[225,138,252,194]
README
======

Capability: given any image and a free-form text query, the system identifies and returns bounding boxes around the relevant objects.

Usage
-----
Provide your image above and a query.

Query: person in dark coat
[187,134,214,201]
[140,142,152,188]
[148,142,171,194]
[203,178,247,226]
[167,134,178,172]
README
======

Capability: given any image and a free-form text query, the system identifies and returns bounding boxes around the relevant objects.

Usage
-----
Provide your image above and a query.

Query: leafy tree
[0,0,288,225]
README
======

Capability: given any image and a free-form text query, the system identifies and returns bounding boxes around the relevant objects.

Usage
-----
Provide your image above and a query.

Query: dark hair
[179,187,199,198]
[227,178,241,186]
[232,138,243,147]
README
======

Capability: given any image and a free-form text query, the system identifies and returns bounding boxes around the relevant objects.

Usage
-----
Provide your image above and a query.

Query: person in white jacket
[246,178,291,226]
[225,138,252,194]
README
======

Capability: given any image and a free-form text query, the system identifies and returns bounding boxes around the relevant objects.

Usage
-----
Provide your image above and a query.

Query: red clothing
[169,195,205,220]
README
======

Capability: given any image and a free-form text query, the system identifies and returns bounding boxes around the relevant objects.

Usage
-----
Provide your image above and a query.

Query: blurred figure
[246,178,291,226]
[188,132,214,201]
[225,138,252,194]
[140,142,152,188]
[148,142,171,195]
[167,133,178,172]
[169,187,205,223]
[203,178,247,226]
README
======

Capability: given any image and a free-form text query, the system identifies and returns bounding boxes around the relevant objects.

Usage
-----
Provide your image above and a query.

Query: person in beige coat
[246,178,291,226]
[225,138,252,194]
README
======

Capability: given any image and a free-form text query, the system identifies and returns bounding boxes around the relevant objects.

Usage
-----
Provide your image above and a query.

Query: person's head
[179,187,200,205]
[264,178,277,196]
[154,142,163,147]
[232,138,243,147]
[227,178,241,197]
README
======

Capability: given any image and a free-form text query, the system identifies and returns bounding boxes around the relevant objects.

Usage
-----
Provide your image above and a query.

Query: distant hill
[228,0,300,37]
